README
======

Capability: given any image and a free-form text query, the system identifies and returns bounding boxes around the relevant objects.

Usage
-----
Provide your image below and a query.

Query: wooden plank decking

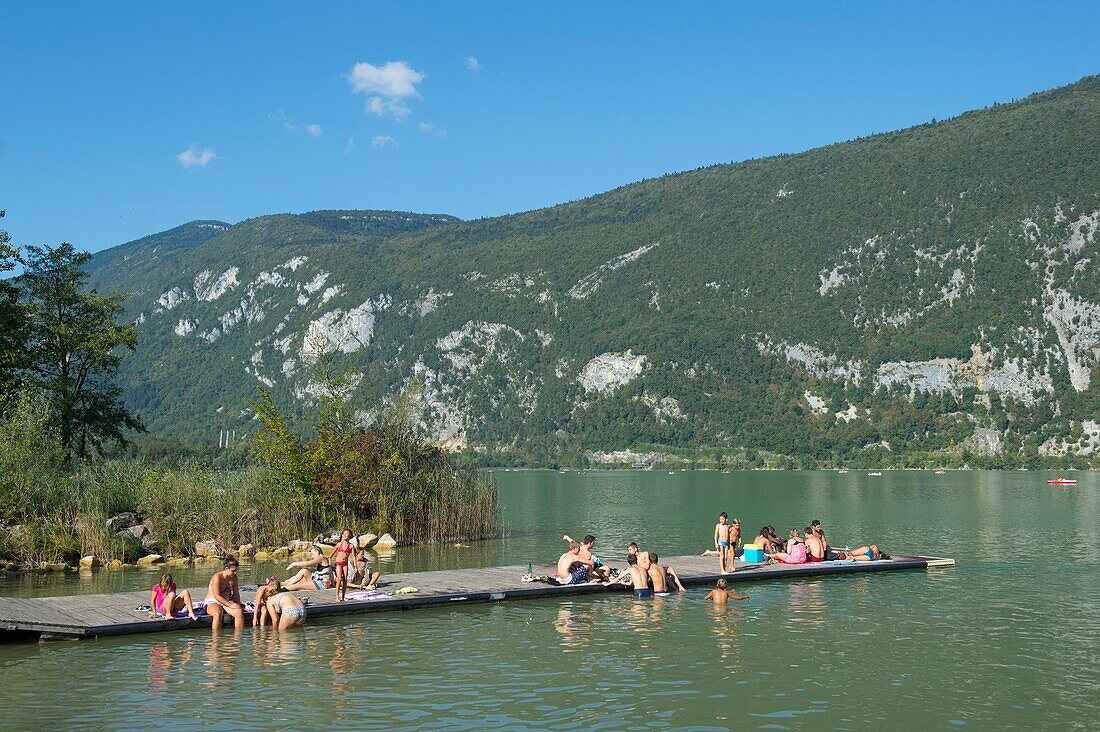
[0,553,954,640]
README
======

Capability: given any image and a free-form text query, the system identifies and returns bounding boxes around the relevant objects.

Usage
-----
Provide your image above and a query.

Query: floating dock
[0,553,954,640]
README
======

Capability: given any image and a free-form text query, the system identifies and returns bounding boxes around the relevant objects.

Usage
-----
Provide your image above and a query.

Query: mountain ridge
[88,75,1100,467]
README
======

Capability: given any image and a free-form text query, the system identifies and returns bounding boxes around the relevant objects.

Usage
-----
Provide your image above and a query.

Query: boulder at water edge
[357,533,378,549]
[79,555,102,569]
[375,533,397,549]
[106,559,124,569]
[288,540,312,552]
[136,554,165,567]
[272,547,290,560]
[318,544,336,557]
[254,550,272,561]
[238,544,255,558]
[166,557,191,567]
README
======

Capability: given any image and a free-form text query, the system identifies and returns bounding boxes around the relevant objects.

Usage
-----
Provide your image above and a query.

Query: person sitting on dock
[282,546,334,591]
[348,554,381,590]
[766,530,808,564]
[562,533,610,581]
[556,541,595,584]
[847,545,890,561]
[613,553,652,598]
[641,552,686,595]
[204,556,245,629]
[810,520,837,559]
[704,578,748,604]
[754,526,784,553]
[804,526,826,562]
[149,573,198,620]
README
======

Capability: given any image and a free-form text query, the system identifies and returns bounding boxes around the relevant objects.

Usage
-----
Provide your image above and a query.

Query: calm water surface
[1,470,1097,730]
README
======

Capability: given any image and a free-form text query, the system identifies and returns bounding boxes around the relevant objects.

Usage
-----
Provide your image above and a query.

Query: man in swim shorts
[804,525,826,562]
[563,533,609,580]
[614,554,652,598]
[714,512,732,574]
[557,541,594,584]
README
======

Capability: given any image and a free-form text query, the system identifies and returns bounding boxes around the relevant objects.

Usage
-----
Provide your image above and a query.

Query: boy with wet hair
[704,578,748,604]
[614,553,652,598]
[714,512,732,574]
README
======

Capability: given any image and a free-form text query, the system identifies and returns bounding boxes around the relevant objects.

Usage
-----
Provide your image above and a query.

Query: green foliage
[0,211,28,404]
[21,242,144,457]
[0,390,69,526]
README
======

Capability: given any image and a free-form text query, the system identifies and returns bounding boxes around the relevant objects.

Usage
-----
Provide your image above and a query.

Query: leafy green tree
[0,211,28,406]
[21,243,142,458]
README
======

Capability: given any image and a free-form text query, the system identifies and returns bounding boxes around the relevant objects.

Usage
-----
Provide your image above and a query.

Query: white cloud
[371,135,396,148]
[177,144,217,168]
[307,123,323,138]
[344,137,356,154]
[465,56,480,72]
[272,109,298,132]
[365,96,411,120]
[419,121,447,138]
[349,60,425,119]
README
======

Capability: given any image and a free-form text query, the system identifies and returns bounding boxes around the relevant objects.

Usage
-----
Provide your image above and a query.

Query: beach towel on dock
[344,590,387,601]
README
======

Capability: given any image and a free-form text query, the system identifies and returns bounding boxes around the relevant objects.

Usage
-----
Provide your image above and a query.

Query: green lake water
[1,470,1097,730]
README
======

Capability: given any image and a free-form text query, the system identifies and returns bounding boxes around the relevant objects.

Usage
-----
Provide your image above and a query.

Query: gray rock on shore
[106,512,140,531]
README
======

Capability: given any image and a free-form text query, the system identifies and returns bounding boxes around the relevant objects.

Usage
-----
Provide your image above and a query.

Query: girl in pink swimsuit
[149,573,198,620]
[332,529,357,602]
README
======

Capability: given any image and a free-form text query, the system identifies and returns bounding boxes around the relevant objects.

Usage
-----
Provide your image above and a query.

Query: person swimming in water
[613,553,652,598]
[704,578,748,604]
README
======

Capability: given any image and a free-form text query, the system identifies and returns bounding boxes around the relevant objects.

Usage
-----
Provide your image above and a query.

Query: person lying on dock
[804,526,826,562]
[562,533,610,580]
[704,579,748,604]
[556,541,596,584]
[204,557,245,629]
[613,554,653,598]
[847,545,890,561]
[766,530,808,565]
[641,552,686,595]
[347,554,381,590]
[149,573,198,620]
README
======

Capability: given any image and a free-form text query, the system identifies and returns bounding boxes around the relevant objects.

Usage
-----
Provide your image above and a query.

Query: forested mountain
[88,76,1100,467]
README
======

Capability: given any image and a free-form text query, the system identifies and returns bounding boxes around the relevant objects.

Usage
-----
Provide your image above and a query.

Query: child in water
[703,578,748,604]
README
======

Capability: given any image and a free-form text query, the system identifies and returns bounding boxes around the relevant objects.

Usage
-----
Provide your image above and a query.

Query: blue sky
[2,2,1098,253]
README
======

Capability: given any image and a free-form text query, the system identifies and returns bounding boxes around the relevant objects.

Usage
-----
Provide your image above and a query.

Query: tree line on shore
[0,211,497,568]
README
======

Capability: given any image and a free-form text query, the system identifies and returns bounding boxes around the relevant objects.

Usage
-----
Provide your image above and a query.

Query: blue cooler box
[742,544,765,563]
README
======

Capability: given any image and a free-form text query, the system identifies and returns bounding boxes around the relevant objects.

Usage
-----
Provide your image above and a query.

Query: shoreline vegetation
[0,384,498,571]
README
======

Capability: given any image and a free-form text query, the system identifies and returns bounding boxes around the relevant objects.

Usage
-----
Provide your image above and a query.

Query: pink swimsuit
[152,583,176,613]
[784,543,808,564]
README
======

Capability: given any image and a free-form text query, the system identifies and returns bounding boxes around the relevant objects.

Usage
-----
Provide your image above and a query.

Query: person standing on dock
[204,557,245,629]
[714,512,733,574]
[332,529,358,602]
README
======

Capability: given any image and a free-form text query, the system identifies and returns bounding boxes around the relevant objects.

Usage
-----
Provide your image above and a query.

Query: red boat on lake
[1047,477,1078,485]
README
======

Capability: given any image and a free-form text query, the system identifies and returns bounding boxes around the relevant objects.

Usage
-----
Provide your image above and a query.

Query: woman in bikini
[149,573,199,620]
[767,529,808,564]
[253,578,307,628]
[204,556,245,629]
[282,546,334,591]
[847,544,890,561]
[332,529,358,602]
